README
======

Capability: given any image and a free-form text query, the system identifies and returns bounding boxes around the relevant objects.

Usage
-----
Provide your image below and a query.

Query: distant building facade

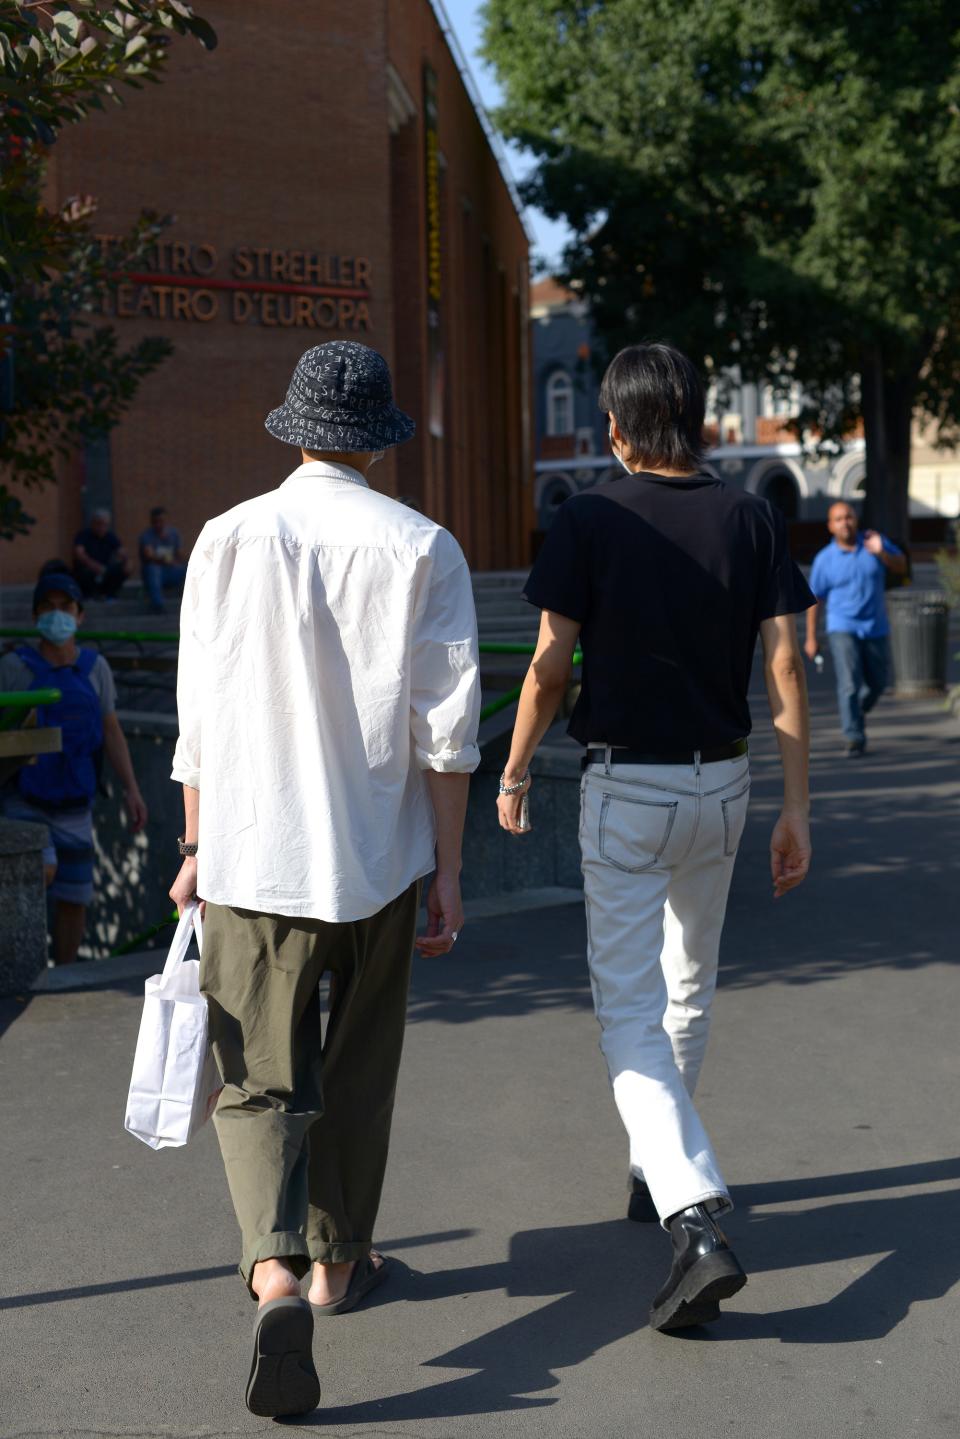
[532,280,959,534]
[3,0,533,584]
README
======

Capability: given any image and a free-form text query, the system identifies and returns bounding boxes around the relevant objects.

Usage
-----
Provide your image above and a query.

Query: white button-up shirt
[171,461,481,921]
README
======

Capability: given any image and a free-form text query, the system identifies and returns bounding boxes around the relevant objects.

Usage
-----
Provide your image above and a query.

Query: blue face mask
[37,610,78,645]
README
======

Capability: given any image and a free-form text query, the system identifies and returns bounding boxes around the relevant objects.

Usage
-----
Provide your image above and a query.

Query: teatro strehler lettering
[97,238,373,331]
[231,292,371,331]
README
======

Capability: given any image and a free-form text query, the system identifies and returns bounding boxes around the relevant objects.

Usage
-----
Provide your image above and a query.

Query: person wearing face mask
[0,566,148,963]
[496,343,815,1333]
[168,341,480,1417]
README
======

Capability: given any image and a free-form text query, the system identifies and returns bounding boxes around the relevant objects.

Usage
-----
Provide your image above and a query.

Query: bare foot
[251,1257,301,1309]
[308,1250,383,1307]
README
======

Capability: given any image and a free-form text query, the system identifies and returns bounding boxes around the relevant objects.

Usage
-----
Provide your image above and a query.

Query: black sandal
[310,1254,390,1317]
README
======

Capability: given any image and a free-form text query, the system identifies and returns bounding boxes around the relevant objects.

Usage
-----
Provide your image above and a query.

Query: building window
[546,370,575,436]
[762,383,801,419]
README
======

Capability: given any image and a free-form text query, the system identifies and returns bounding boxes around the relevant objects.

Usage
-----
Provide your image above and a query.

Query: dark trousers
[201,880,420,1294]
[75,562,126,599]
[828,631,889,742]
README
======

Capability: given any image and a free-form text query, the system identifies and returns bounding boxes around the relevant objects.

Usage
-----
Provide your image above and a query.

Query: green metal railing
[477,643,582,723]
[0,688,62,730]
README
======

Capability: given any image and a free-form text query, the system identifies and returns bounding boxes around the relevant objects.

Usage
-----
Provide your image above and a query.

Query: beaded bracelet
[499,772,530,796]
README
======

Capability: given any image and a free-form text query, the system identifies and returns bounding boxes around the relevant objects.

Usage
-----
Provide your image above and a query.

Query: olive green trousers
[200,881,420,1295]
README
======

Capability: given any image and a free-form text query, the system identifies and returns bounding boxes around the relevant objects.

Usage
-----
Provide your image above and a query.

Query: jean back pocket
[598,791,679,873]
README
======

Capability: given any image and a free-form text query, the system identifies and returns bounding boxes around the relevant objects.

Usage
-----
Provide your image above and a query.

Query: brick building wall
[1,0,532,584]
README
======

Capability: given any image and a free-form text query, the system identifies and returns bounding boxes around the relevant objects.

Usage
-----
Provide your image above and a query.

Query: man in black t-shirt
[73,508,132,600]
[497,343,814,1333]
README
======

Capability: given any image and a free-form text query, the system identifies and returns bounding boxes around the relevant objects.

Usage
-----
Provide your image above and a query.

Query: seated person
[139,506,187,616]
[0,568,148,964]
[73,509,132,600]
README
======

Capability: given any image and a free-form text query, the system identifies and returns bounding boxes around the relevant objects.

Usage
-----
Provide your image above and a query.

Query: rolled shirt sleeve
[410,536,481,774]
[170,538,204,790]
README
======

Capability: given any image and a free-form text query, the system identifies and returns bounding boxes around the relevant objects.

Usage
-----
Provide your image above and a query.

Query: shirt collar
[282,460,370,490]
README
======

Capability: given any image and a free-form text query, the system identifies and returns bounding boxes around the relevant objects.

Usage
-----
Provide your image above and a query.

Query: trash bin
[887,590,951,696]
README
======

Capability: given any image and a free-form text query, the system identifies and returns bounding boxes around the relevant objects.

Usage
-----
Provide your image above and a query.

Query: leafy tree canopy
[482,0,960,534]
[0,1,216,539]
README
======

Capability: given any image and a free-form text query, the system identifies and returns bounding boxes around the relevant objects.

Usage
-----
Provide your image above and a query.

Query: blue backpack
[15,644,104,809]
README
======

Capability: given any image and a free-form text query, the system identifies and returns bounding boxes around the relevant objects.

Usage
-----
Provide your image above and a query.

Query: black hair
[598,343,706,473]
[150,506,166,521]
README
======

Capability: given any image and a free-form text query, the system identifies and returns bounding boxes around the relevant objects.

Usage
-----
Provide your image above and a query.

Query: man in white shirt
[168,341,481,1419]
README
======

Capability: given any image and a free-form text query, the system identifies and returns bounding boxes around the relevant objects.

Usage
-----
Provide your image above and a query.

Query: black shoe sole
[246,1300,321,1418]
[649,1250,747,1332]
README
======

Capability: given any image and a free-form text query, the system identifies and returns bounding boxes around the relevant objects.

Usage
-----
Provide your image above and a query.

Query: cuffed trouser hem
[658,1188,733,1231]
[309,1240,372,1265]
[240,1233,311,1299]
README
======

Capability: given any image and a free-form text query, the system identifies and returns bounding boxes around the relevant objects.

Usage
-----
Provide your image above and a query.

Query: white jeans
[579,750,751,1223]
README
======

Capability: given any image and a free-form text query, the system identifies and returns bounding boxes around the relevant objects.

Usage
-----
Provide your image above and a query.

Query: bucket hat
[265,341,415,452]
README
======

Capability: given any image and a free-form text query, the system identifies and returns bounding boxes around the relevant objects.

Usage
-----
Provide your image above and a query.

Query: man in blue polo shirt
[805,502,907,754]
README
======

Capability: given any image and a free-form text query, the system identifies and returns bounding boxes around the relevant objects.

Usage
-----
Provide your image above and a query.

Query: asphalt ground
[1,666,958,1439]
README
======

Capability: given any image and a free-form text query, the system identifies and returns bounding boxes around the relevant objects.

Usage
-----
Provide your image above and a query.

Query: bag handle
[160,902,203,983]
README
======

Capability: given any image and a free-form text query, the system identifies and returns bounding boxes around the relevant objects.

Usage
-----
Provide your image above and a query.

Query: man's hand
[415,871,464,957]
[497,774,532,835]
[803,636,819,662]
[770,809,811,899]
[863,529,883,556]
[124,785,148,833]
[169,856,203,917]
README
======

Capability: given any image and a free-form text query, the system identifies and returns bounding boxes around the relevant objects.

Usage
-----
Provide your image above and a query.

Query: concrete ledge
[33,886,585,993]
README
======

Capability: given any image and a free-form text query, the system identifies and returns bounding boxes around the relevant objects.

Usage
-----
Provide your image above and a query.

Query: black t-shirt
[524,471,815,750]
[74,528,121,568]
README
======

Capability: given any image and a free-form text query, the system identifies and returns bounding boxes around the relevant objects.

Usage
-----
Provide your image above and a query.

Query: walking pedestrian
[496,343,814,1332]
[0,567,148,962]
[139,506,188,615]
[168,341,481,1417]
[804,501,907,754]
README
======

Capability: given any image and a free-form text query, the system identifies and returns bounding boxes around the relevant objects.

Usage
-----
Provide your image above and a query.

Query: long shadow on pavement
[304,1157,960,1426]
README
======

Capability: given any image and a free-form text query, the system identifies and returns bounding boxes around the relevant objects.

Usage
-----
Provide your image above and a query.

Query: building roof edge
[425,0,533,246]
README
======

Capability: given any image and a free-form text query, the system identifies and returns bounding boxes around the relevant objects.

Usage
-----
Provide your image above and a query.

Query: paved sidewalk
[1,674,958,1439]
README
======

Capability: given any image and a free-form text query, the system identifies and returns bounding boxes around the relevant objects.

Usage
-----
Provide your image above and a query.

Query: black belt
[582,738,748,770]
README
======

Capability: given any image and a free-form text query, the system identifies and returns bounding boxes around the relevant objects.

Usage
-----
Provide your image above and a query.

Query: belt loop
[604,744,612,777]
[694,748,701,779]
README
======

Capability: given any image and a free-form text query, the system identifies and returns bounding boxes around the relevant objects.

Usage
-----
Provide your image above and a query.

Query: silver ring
[451,930,459,943]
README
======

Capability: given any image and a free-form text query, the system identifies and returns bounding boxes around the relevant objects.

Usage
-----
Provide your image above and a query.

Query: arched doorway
[538,474,574,529]
[761,469,801,519]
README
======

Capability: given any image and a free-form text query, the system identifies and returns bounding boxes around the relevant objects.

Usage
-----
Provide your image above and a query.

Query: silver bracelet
[499,772,530,796]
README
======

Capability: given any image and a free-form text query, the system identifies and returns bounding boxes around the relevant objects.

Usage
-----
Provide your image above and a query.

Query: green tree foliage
[0,1,216,540]
[482,0,960,537]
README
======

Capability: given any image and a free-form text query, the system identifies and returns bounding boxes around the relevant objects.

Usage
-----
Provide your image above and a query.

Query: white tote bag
[124,902,223,1150]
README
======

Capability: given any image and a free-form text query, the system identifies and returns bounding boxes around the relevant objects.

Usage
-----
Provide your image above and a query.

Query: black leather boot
[649,1203,747,1332]
[627,1175,659,1223]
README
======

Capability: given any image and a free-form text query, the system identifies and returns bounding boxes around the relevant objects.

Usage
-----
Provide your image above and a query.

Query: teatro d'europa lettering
[97,237,372,331]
